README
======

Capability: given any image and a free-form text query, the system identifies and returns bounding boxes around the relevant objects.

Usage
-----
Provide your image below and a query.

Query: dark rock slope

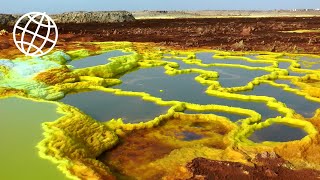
[0,11,135,26]
[52,11,135,23]
[0,14,16,26]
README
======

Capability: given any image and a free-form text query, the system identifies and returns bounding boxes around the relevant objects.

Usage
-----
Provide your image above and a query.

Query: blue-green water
[249,124,307,142]
[288,70,307,77]
[275,79,300,89]
[164,58,269,88]
[65,52,317,142]
[278,62,291,69]
[245,54,259,60]
[311,64,320,70]
[70,50,127,69]
[60,91,169,123]
[240,83,320,118]
[298,57,320,70]
[196,52,271,67]
[115,67,280,121]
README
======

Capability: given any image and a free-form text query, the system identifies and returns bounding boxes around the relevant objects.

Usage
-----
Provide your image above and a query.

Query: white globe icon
[13,12,58,57]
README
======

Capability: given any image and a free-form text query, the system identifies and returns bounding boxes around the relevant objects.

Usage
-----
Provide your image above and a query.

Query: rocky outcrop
[0,11,135,26]
[187,156,320,180]
[0,14,16,26]
[52,11,135,23]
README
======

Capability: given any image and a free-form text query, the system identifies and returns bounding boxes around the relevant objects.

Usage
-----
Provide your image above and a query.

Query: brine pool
[59,51,319,142]
[2,50,319,180]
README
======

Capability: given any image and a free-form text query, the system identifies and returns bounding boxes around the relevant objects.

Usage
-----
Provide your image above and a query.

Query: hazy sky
[1,0,320,14]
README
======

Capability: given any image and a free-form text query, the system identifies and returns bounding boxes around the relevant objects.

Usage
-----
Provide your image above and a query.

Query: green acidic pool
[0,97,67,180]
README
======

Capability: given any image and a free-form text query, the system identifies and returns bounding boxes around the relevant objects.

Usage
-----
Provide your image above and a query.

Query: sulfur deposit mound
[52,11,135,24]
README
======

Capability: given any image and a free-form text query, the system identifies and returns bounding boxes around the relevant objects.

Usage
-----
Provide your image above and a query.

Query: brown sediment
[50,17,320,53]
[186,154,320,180]
[1,17,320,56]
[100,132,176,179]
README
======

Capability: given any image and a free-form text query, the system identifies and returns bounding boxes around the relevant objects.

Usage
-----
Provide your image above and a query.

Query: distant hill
[51,11,135,23]
[0,14,16,26]
[132,10,320,19]
[0,11,135,26]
